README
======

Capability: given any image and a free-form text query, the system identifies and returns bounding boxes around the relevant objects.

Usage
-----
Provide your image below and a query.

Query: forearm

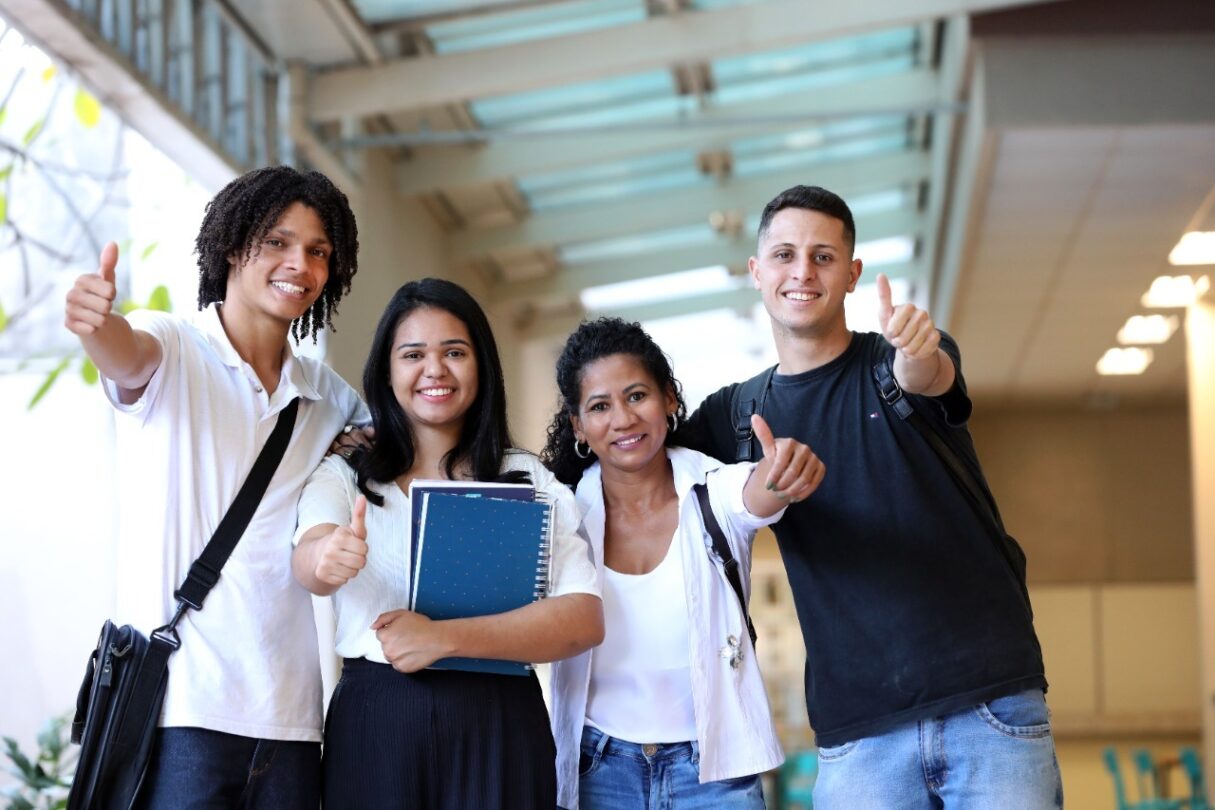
[81,314,161,395]
[437,593,604,663]
[742,461,786,518]
[292,526,341,596]
[893,348,955,396]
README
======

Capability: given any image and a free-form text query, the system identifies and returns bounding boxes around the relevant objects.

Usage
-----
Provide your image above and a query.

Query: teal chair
[1178,747,1208,810]
[1104,747,1183,810]
[775,749,817,809]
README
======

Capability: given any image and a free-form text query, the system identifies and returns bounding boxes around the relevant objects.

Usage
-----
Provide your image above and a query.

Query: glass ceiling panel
[426,0,648,54]
[713,27,919,85]
[471,69,677,128]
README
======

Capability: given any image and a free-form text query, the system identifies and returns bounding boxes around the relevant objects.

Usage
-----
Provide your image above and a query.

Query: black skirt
[321,658,556,810]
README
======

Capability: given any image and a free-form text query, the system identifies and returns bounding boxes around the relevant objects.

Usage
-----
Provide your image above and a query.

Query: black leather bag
[66,398,299,810]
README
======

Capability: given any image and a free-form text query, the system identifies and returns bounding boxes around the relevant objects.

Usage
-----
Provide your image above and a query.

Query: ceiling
[5,0,1213,406]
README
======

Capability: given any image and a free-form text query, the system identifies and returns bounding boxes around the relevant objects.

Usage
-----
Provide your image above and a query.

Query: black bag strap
[693,481,757,647]
[871,358,1004,534]
[158,397,302,645]
[731,365,776,463]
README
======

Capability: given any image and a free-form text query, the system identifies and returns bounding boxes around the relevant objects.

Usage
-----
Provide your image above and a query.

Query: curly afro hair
[540,317,687,486]
[195,166,359,342]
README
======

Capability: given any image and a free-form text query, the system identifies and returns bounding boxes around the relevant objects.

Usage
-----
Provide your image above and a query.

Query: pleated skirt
[321,657,557,810]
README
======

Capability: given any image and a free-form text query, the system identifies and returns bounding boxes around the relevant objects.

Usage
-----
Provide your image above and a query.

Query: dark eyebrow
[267,226,332,246]
[583,380,651,407]
[395,338,472,351]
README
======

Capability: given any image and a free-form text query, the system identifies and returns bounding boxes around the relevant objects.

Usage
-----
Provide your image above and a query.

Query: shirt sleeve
[517,454,600,600]
[100,309,176,420]
[294,455,358,545]
[705,461,786,554]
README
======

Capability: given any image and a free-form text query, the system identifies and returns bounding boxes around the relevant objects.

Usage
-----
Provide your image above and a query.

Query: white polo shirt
[550,447,786,809]
[294,450,600,663]
[104,304,366,743]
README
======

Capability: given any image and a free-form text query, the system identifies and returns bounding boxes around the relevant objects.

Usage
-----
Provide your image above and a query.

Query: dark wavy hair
[541,317,688,486]
[351,278,527,506]
[758,184,856,252]
[195,166,359,342]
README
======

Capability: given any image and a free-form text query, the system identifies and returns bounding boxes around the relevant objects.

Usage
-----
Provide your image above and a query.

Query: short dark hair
[541,317,688,487]
[352,278,525,505]
[195,166,359,342]
[757,185,856,252]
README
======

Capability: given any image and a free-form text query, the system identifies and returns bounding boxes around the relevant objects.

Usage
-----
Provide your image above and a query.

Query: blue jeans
[577,725,765,810]
[134,727,320,809]
[813,689,1063,810]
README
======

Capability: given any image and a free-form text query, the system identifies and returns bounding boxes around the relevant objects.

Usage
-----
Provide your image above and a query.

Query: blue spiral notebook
[409,491,553,676]
[406,480,534,575]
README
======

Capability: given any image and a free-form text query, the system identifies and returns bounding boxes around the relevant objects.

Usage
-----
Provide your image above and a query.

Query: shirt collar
[194,303,323,401]
[574,446,728,516]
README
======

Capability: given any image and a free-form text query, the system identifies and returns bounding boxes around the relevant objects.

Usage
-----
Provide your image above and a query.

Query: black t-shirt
[680,331,1045,747]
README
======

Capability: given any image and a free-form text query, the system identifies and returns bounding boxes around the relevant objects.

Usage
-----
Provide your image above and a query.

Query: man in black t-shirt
[680,186,1062,809]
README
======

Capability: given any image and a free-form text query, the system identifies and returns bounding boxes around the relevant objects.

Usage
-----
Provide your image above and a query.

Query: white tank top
[585,532,697,743]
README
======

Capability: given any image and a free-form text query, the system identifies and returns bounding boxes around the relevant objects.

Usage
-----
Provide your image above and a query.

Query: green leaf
[0,191,7,227]
[140,241,158,261]
[0,104,7,127]
[147,285,171,312]
[3,737,35,779]
[8,796,36,810]
[22,118,44,148]
[0,163,12,182]
[0,300,8,333]
[81,357,98,385]
[27,357,70,409]
[73,87,102,128]
[118,299,138,316]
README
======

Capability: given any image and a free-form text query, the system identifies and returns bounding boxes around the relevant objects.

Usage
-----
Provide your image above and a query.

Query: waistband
[581,725,696,763]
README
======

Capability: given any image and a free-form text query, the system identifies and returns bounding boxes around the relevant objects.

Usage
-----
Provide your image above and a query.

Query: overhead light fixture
[1140,274,1211,308]
[1168,231,1215,266]
[580,265,739,311]
[1096,347,1153,376]
[1116,314,1179,345]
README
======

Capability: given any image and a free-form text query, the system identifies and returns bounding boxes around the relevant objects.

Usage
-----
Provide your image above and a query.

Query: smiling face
[224,201,332,328]
[388,307,479,438]
[749,207,862,340]
[571,353,677,476]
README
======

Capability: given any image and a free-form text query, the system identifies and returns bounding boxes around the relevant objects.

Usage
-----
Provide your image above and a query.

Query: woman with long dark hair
[541,318,824,810]
[293,279,603,809]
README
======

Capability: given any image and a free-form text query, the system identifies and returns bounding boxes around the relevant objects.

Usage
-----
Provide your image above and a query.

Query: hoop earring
[573,437,592,459]
[668,413,678,434]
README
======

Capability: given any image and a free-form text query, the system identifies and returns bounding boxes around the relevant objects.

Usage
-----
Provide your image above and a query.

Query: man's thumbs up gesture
[64,241,119,336]
[876,273,954,395]
[315,495,370,588]
[743,414,825,517]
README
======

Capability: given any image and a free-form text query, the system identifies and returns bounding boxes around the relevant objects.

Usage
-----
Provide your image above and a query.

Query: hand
[373,609,449,673]
[753,414,825,503]
[329,425,375,460]
[64,242,119,336]
[314,495,369,587]
[877,273,940,361]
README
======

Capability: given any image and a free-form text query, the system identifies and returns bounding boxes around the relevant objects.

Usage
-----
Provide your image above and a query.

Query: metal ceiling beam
[309,0,1060,122]
[394,69,940,195]
[451,150,930,261]
[494,209,923,304]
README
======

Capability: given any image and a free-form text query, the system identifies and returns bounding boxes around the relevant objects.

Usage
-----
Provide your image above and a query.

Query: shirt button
[255,385,263,393]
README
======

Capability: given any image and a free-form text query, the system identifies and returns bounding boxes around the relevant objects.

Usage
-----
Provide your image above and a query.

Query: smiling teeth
[420,387,453,396]
[615,436,643,447]
[271,281,306,294]
[785,291,815,301]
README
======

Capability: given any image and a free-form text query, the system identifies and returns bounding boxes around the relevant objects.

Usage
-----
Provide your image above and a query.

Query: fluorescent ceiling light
[1096,347,1153,376]
[1117,314,1179,345]
[1140,274,1211,308]
[1168,231,1215,266]
[580,265,739,310]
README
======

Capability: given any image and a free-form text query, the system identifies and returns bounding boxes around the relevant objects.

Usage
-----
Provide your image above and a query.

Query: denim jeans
[576,725,765,810]
[134,727,320,810]
[813,689,1063,810]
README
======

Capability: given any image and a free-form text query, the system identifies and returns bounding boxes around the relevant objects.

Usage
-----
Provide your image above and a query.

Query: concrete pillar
[1186,290,1215,783]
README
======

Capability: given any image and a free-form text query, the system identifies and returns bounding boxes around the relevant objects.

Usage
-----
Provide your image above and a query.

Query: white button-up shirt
[550,447,785,809]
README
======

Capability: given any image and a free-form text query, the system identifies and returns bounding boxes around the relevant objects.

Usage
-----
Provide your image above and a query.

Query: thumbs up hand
[744,415,825,516]
[64,242,119,336]
[876,273,939,361]
[315,495,370,588]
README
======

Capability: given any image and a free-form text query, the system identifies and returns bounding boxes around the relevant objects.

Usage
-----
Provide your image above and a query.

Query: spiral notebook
[410,491,553,676]
[406,480,535,576]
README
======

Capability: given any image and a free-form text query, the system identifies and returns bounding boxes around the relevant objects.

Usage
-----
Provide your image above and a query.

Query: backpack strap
[731,365,777,463]
[693,482,757,647]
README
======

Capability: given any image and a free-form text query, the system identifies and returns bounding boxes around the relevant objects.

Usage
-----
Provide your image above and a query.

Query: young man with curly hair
[65,166,365,808]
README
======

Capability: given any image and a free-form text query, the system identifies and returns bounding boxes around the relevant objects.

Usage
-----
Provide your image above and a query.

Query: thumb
[751,414,777,460]
[350,494,367,539]
[98,242,118,285]
[876,273,893,330]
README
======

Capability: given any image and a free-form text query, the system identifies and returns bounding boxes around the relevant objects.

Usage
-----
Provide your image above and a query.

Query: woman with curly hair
[541,317,826,810]
[293,279,603,809]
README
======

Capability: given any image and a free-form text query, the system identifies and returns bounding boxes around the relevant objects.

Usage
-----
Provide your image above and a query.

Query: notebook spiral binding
[534,499,554,600]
